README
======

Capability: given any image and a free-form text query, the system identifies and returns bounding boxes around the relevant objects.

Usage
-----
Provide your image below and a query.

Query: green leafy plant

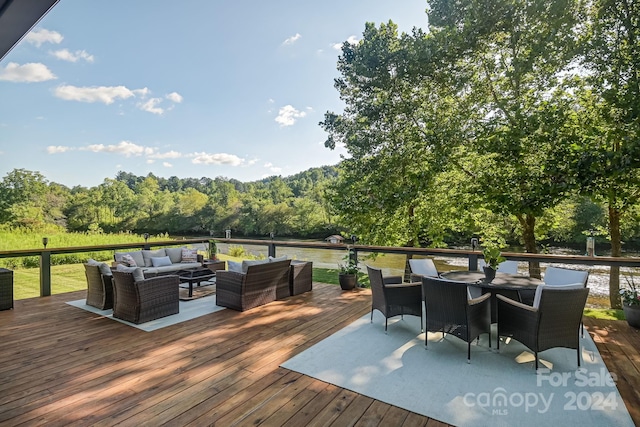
[208,240,217,259]
[620,276,640,306]
[482,247,506,270]
[338,248,359,275]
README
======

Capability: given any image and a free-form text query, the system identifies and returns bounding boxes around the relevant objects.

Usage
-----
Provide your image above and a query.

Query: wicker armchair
[84,263,114,310]
[408,258,439,283]
[422,276,491,362]
[497,287,589,370]
[111,270,179,324]
[216,259,291,311]
[367,265,422,333]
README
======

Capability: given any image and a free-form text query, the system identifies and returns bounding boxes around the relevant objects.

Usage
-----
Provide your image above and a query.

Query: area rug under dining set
[281,311,634,427]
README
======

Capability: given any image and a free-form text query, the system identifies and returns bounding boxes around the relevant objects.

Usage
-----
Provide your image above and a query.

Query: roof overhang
[0,0,60,62]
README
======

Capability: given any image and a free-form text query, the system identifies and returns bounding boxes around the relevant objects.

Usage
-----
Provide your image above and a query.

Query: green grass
[583,308,625,321]
[13,263,86,300]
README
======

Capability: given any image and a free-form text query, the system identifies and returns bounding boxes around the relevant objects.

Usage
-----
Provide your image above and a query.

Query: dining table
[439,270,543,322]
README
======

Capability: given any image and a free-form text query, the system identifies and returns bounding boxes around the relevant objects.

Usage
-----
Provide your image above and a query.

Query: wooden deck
[0,282,638,426]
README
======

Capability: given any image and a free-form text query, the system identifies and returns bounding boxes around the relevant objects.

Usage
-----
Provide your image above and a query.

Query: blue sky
[0,0,428,188]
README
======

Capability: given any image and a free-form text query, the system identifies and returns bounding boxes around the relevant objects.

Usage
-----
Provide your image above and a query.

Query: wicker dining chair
[84,263,114,310]
[111,270,180,324]
[497,286,589,370]
[422,276,491,362]
[367,265,423,333]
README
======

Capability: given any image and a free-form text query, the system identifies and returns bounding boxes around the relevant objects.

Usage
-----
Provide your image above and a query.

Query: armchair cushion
[228,261,242,272]
[533,283,584,308]
[87,258,112,276]
[116,264,145,282]
[241,259,269,273]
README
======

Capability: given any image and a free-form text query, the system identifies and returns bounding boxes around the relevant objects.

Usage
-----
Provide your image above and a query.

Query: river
[211,242,639,297]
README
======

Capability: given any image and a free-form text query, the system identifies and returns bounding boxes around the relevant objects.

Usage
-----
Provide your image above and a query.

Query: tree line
[321,0,640,307]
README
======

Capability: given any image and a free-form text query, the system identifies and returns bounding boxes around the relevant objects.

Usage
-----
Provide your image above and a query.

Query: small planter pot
[483,266,496,283]
[623,304,640,329]
[339,273,357,290]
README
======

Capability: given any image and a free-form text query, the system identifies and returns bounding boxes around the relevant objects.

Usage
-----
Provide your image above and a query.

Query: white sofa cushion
[142,249,166,267]
[228,261,242,272]
[87,258,112,276]
[115,250,144,267]
[242,259,269,273]
[165,247,184,264]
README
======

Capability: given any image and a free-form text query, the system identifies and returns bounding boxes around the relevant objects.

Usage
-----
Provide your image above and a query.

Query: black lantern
[42,237,48,248]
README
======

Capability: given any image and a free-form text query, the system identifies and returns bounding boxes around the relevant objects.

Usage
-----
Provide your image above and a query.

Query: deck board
[0,283,638,426]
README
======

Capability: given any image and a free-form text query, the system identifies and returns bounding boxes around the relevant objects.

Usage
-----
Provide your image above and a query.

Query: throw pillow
[120,254,138,267]
[181,248,198,263]
[228,260,242,273]
[151,256,172,267]
[165,247,183,264]
[116,264,145,282]
[142,248,166,267]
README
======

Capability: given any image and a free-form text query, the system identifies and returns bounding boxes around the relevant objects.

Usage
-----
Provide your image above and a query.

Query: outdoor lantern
[269,232,275,239]
[471,238,479,251]
[143,233,149,242]
[42,237,48,248]
[225,229,231,239]
[351,235,358,244]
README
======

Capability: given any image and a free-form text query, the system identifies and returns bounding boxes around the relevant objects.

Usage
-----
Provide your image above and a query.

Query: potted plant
[620,276,640,328]
[482,247,506,282]
[338,248,359,290]
[208,240,218,261]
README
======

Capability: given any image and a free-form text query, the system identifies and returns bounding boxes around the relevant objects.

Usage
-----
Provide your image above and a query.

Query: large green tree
[576,0,640,307]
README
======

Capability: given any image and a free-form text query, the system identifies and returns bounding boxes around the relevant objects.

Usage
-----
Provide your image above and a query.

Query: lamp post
[42,237,48,248]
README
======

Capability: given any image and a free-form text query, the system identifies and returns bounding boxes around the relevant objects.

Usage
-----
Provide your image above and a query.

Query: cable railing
[1,237,639,297]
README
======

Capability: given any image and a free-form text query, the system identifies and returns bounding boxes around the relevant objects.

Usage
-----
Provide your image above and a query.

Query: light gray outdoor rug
[66,295,224,332]
[281,312,634,427]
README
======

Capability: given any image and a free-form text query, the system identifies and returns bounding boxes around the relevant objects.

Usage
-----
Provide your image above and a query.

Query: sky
[0,0,429,188]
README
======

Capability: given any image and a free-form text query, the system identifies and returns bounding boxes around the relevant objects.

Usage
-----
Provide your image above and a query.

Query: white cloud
[264,162,282,173]
[162,162,173,168]
[82,141,155,157]
[24,29,63,47]
[149,150,182,159]
[53,85,137,104]
[333,35,360,50]
[191,152,245,166]
[51,49,94,63]
[0,62,56,82]
[166,92,183,103]
[133,87,150,98]
[146,159,155,164]
[138,97,164,115]
[283,33,301,45]
[47,145,72,154]
[275,105,306,127]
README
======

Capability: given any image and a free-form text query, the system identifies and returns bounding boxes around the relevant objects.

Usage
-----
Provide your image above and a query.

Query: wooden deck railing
[1,237,640,297]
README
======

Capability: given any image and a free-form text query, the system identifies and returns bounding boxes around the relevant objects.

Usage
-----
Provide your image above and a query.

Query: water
[216,243,636,297]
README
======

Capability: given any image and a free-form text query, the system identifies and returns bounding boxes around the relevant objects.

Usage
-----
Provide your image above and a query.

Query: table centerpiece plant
[482,247,506,282]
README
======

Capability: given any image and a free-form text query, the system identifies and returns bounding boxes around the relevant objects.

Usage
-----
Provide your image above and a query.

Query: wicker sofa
[216,259,292,311]
[113,247,203,277]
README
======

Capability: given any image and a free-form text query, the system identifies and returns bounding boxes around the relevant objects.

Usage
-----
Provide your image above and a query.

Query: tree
[576,0,640,307]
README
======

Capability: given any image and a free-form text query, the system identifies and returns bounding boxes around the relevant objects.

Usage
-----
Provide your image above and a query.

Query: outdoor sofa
[216,259,292,311]
[113,247,203,277]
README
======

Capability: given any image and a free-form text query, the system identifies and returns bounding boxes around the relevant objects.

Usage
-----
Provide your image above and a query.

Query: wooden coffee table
[177,268,217,298]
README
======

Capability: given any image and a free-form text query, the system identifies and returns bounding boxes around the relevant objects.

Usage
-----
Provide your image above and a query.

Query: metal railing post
[468,253,479,271]
[268,242,276,258]
[40,251,51,296]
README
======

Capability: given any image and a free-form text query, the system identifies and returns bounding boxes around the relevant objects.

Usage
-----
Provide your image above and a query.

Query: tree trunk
[609,205,622,309]
[517,213,541,279]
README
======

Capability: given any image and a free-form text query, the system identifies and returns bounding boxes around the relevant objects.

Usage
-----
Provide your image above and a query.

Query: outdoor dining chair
[497,286,589,370]
[477,259,519,275]
[422,276,491,363]
[408,258,439,282]
[367,265,423,333]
